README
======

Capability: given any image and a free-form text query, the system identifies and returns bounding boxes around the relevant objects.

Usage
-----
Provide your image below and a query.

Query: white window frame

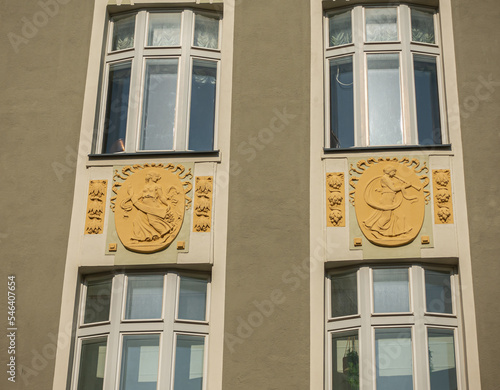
[324,4,448,148]
[325,264,463,390]
[94,8,222,154]
[71,271,211,390]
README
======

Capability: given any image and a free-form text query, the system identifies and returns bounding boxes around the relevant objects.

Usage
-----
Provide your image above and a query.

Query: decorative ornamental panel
[193,176,213,232]
[85,180,107,234]
[326,173,345,227]
[432,169,454,224]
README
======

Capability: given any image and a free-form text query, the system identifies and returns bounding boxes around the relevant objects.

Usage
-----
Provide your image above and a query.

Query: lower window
[326,265,461,390]
[72,271,210,390]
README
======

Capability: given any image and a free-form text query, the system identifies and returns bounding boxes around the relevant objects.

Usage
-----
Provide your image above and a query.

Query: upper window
[325,5,445,148]
[95,9,221,154]
[326,265,460,390]
[72,271,210,390]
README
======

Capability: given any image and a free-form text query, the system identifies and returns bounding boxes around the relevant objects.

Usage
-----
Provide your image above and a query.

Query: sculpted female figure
[121,172,180,242]
[363,166,418,238]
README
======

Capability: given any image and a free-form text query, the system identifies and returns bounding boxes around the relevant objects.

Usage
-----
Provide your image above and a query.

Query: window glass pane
[173,335,205,390]
[366,8,398,42]
[125,275,164,319]
[414,55,442,145]
[140,59,178,151]
[331,330,359,390]
[178,276,208,321]
[147,13,181,46]
[428,329,457,390]
[425,270,452,314]
[188,60,217,151]
[373,268,409,313]
[84,278,112,324]
[120,334,160,390]
[194,14,219,49]
[102,62,131,154]
[329,10,352,47]
[367,54,403,146]
[77,338,107,390]
[376,328,413,390]
[411,9,435,44]
[331,270,357,317]
[112,15,135,51]
[329,56,354,148]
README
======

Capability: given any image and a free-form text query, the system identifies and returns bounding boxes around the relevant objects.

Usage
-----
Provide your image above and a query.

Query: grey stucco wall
[0,0,94,388]
[222,0,311,388]
[452,1,500,388]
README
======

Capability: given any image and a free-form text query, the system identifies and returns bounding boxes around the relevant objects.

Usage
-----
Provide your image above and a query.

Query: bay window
[326,265,461,390]
[72,272,210,390]
[325,5,446,148]
[95,9,221,154]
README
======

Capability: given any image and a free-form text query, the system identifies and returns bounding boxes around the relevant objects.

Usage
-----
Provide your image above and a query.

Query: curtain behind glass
[330,56,354,148]
[375,328,413,390]
[414,55,442,145]
[428,329,457,390]
[120,335,160,390]
[140,59,178,151]
[147,13,181,47]
[77,338,107,390]
[102,62,131,154]
[373,268,410,313]
[367,54,403,146]
[125,275,164,320]
[173,335,205,390]
[84,278,112,324]
[331,270,357,317]
[188,60,217,151]
[178,276,208,321]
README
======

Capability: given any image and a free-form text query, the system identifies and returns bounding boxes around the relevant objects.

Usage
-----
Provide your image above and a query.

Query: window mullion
[158,273,177,390]
[175,10,193,151]
[400,5,418,145]
[353,6,365,147]
[412,266,429,390]
[127,11,146,153]
[359,267,373,390]
[103,274,124,390]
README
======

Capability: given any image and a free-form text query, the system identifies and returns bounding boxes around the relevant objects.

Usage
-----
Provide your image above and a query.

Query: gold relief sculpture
[349,157,430,247]
[111,164,192,253]
[85,180,108,234]
[193,176,213,232]
[433,169,454,224]
[326,173,345,227]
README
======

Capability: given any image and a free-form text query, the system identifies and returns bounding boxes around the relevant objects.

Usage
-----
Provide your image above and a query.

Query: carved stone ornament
[193,176,213,232]
[349,157,430,247]
[111,164,192,253]
[85,180,107,234]
[433,169,454,224]
[326,173,345,227]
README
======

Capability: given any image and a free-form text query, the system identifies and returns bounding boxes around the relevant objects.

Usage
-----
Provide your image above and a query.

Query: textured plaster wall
[452,1,500,388]
[0,0,94,387]
[222,0,311,388]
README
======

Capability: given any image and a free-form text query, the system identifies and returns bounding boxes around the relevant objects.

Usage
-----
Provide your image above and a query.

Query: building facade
[1,0,499,389]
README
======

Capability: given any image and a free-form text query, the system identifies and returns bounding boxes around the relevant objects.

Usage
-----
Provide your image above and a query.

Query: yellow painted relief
[85,180,107,234]
[193,176,213,232]
[111,164,192,253]
[433,169,454,224]
[326,173,345,227]
[349,157,430,247]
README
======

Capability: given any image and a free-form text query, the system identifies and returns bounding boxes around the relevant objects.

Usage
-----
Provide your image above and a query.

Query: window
[325,5,445,148]
[326,265,461,390]
[95,9,221,154]
[72,272,210,390]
